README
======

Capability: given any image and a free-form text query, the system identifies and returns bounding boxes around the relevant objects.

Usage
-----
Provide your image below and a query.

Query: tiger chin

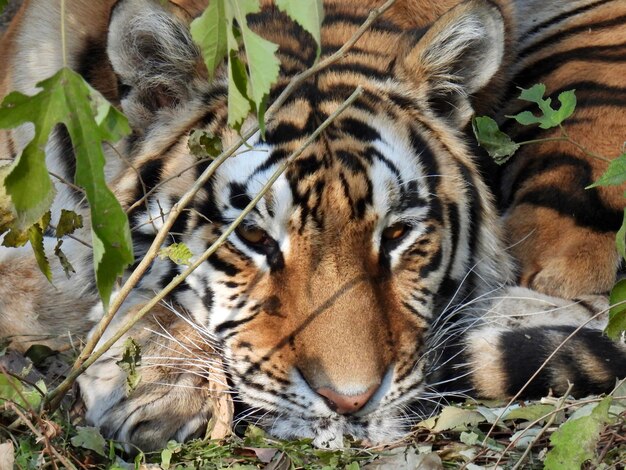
[1,0,626,453]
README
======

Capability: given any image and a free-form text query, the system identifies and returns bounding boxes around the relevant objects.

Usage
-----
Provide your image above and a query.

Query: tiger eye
[382,222,409,241]
[237,225,268,245]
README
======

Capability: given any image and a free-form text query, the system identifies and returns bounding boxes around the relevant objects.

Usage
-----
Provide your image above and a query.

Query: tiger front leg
[504,204,620,299]
[77,302,232,453]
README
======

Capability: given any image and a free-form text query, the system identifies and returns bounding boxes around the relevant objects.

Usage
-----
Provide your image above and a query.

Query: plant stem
[46,86,363,410]
[60,0,67,68]
[510,383,574,470]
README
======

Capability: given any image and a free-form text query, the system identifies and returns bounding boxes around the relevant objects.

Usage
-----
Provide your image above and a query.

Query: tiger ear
[400,0,506,127]
[107,0,205,128]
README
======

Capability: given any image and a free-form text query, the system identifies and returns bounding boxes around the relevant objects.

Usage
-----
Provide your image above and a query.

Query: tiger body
[0,0,625,450]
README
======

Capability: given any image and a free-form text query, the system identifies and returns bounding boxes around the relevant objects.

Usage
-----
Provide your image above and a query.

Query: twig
[54,0,397,399]
[510,382,574,470]
[6,402,76,470]
[46,85,364,409]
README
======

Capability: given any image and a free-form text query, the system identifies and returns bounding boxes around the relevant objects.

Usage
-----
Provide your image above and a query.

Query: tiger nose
[316,385,378,415]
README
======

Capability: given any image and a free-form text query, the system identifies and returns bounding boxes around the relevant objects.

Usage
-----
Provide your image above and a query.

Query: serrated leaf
[116,337,142,394]
[188,129,223,159]
[27,212,52,281]
[472,116,520,163]
[1,226,28,247]
[587,153,626,189]
[607,278,626,339]
[228,52,253,130]
[0,68,133,306]
[70,426,107,457]
[230,0,280,106]
[544,396,612,470]
[158,242,193,266]
[275,0,323,58]
[54,240,76,278]
[191,0,228,78]
[508,84,576,130]
[55,209,83,238]
[503,403,555,423]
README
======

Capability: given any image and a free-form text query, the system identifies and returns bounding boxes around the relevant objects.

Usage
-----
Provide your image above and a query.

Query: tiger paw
[506,207,620,299]
[77,304,232,452]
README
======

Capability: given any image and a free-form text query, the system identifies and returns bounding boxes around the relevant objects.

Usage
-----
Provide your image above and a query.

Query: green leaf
[55,209,83,238]
[607,278,626,339]
[27,212,52,281]
[191,0,228,78]
[508,84,577,130]
[0,374,43,409]
[0,68,133,305]
[188,129,223,159]
[116,337,142,394]
[0,0,7,14]
[158,242,193,266]
[472,116,520,164]
[0,164,14,237]
[228,52,253,130]
[616,208,626,262]
[544,396,612,470]
[503,403,555,423]
[275,0,324,58]
[230,0,280,106]
[70,426,107,457]
[587,153,626,189]
[54,240,76,278]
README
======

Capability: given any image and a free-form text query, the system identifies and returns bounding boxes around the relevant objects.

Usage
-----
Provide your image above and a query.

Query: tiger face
[105,0,513,445]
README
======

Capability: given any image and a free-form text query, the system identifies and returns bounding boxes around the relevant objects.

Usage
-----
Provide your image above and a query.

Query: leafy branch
[473,83,626,339]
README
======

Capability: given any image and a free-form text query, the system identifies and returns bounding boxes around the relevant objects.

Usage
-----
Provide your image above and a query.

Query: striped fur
[0,0,624,451]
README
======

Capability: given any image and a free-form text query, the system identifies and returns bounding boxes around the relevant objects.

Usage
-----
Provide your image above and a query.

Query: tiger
[0,0,625,452]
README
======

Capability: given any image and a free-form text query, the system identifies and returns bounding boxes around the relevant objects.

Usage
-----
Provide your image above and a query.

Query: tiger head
[108,0,513,446]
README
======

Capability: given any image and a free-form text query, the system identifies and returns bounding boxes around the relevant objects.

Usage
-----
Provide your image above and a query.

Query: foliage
[0,68,133,306]
[471,116,519,163]
[191,0,322,132]
[474,83,626,338]
[159,242,193,266]
[116,338,142,394]
[506,83,576,130]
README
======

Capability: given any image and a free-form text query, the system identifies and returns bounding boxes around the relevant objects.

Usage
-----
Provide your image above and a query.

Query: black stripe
[322,62,387,80]
[518,187,622,233]
[340,117,380,142]
[408,128,443,222]
[321,11,399,34]
[519,13,626,61]
[207,253,240,276]
[336,149,367,174]
[500,326,626,397]
[520,0,616,41]
[214,315,256,335]
[503,152,622,232]
[512,44,626,93]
